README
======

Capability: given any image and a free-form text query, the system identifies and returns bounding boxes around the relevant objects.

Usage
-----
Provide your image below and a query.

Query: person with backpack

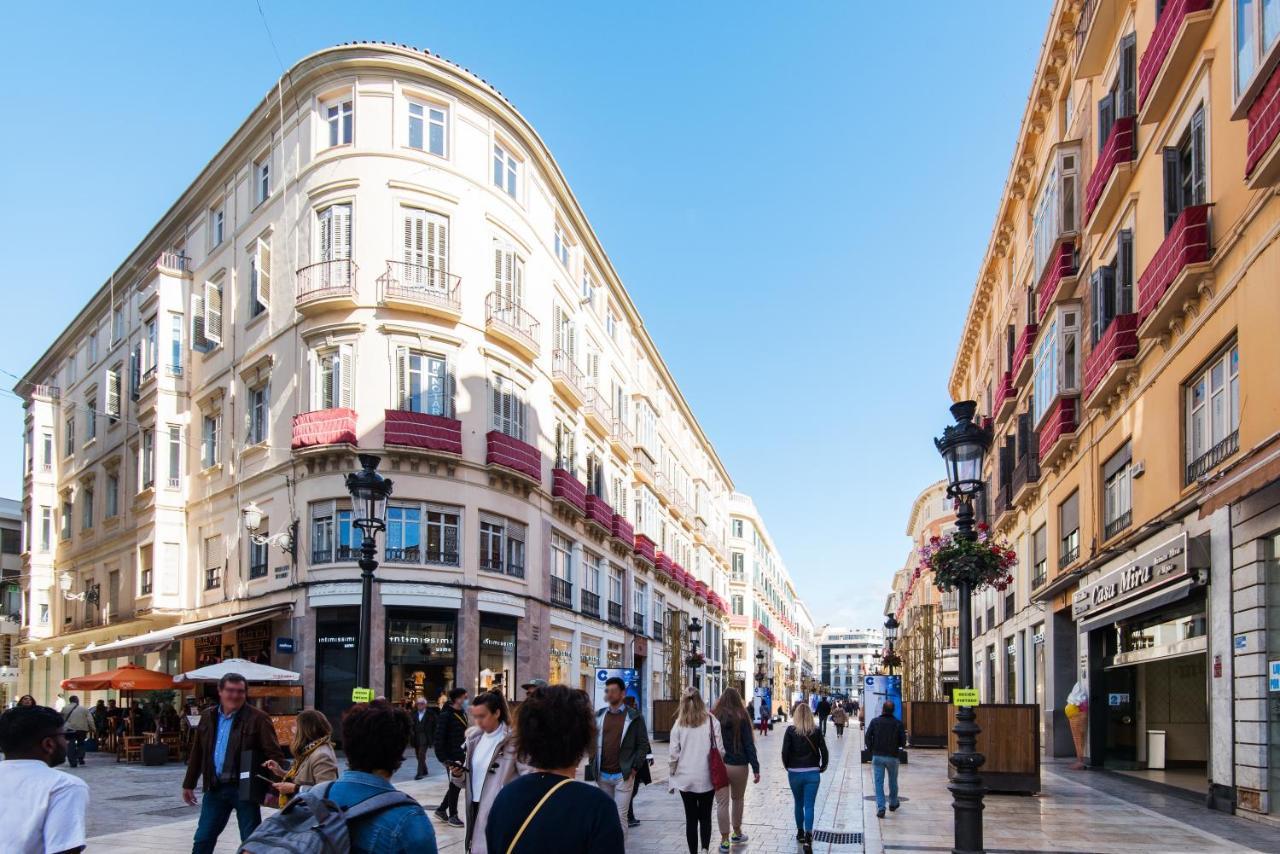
[781,702,828,850]
[668,688,726,854]
[484,685,623,853]
[240,699,436,854]
[864,699,906,818]
[432,687,469,827]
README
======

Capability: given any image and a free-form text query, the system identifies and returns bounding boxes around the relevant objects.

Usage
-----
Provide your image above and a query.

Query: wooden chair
[158,732,182,760]
[118,735,146,764]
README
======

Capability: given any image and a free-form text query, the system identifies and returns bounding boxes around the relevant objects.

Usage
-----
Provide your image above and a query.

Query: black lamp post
[754,648,766,685]
[884,614,900,676]
[345,454,393,693]
[935,400,992,854]
[688,617,703,690]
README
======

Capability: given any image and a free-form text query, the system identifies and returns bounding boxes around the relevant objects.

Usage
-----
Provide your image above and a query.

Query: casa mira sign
[1072,532,1208,621]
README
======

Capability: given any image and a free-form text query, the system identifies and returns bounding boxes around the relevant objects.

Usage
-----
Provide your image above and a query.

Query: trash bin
[1147,730,1166,770]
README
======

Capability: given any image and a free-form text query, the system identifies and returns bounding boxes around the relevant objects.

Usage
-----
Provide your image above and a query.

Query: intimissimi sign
[1072,532,1207,621]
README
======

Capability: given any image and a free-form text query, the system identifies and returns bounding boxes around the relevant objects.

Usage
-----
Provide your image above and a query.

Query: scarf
[277,736,332,809]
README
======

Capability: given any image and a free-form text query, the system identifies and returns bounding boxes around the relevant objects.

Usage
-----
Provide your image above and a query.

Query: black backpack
[239,781,420,854]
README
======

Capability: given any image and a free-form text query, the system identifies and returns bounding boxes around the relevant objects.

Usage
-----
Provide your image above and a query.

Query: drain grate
[812,830,863,844]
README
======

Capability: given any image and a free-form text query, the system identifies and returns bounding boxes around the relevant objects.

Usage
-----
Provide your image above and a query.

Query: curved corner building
[14,43,779,726]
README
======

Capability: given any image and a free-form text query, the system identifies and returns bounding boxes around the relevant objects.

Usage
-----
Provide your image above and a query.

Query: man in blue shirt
[326,700,437,853]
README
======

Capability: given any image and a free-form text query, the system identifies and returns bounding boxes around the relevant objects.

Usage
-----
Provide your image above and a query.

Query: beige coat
[668,716,725,793]
[460,724,521,854]
[291,741,339,788]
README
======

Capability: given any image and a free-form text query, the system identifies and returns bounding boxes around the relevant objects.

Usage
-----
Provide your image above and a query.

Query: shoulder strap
[507,778,573,854]
[342,790,419,823]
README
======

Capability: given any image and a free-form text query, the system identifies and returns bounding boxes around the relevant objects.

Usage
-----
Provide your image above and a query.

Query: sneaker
[796,829,805,842]
[876,809,886,818]
[719,840,732,852]
[433,808,450,822]
[730,832,749,844]
[447,815,464,827]
[889,802,900,812]
[628,818,640,828]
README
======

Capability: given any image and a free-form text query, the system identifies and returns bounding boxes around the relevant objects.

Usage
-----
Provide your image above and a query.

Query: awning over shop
[79,605,290,662]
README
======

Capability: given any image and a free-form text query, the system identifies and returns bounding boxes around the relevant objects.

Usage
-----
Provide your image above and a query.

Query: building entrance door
[1104,665,1139,767]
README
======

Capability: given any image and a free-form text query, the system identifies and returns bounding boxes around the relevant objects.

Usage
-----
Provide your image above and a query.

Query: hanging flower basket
[918,523,1016,593]
[684,652,706,669]
[880,651,902,669]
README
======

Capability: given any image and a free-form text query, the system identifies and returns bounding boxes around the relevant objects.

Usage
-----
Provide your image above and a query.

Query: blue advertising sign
[862,675,902,721]
[594,668,640,708]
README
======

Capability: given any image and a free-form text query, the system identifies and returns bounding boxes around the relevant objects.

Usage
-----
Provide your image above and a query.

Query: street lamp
[242,501,298,560]
[934,400,992,854]
[688,617,703,691]
[345,454,393,693]
[884,614,900,676]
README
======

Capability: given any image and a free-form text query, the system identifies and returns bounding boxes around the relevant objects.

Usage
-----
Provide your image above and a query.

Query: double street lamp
[934,400,992,854]
[345,454,393,693]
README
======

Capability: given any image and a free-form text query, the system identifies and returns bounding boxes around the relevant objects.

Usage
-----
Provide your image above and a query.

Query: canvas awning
[177,658,299,683]
[79,605,290,662]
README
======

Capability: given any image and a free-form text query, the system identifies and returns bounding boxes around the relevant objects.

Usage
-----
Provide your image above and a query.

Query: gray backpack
[238,781,420,854]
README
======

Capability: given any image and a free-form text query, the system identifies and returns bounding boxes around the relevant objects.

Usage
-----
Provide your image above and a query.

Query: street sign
[351,687,374,702]
[952,688,979,707]
[1270,660,1280,693]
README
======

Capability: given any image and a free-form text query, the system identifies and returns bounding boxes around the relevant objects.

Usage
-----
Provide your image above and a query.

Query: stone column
[458,588,480,694]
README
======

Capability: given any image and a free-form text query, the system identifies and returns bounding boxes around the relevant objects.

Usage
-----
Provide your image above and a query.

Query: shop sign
[1214,655,1222,678]
[1234,635,1248,650]
[1269,660,1280,693]
[1072,533,1205,621]
[318,634,355,648]
[238,624,272,664]
[194,633,222,666]
[351,687,374,702]
[276,637,295,654]
[952,688,979,707]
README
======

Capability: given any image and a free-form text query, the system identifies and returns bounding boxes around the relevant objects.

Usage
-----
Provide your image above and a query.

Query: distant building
[817,626,883,697]
[1,498,21,706]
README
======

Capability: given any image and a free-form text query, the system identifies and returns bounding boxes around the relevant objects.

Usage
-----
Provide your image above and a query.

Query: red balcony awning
[384,410,462,454]
[1083,314,1139,401]
[1037,240,1077,321]
[611,514,635,550]
[486,431,541,484]
[585,494,613,530]
[291,408,357,450]
[1137,204,1211,324]
[1085,116,1135,223]
[1138,0,1213,111]
[552,469,587,513]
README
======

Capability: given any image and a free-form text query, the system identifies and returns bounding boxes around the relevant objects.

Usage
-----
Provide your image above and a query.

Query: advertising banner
[593,667,640,709]
[753,686,773,722]
[862,674,903,721]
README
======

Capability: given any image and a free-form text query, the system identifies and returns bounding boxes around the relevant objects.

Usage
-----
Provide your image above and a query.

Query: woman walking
[668,688,725,854]
[781,702,828,849]
[711,688,759,851]
[459,691,519,854]
[262,709,339,808]
[830,703,849,738]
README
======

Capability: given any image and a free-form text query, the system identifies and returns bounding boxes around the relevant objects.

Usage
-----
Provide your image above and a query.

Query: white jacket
[667,716,725,793]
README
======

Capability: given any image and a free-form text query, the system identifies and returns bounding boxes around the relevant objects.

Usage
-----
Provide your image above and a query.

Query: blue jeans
[787,770,821,832]
[872,755,900,812]
[191,783,262,854]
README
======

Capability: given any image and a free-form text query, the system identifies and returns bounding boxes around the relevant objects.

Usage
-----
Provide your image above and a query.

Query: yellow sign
[952,688,980,707]
[351,687,374,703]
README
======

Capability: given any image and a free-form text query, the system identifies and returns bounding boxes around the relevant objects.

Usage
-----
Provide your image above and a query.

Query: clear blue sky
[0,1,1051,630]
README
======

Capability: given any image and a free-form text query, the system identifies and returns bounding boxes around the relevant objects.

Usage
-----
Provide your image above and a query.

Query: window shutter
[395,346,408,410]
[339,344,353,409]
[1097,93,1115,152]
[430,215,448,285]
[1090,269,1103,344]
[191,292,206,349]
[446,359,457,419]
[1190,107,1206,206]
[336,205,352,260]
[1119,34,1136,117]
[553,305,563,350]
[1099,265,1116,334]
[319,351,334,410]
[512,254,523,304]
[493,246,505,301]
[319,208,333,261]
[1117,230,1133,315]
[567,321,577,362]
[1163,146,1181,233]
[255,238,272,308]
[404,211,421,270]
[106,369,120,418]
[204,282,223,345]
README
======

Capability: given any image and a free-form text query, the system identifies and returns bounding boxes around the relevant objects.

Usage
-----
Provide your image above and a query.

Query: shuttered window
[403,209,449,288]
[1163,105,1206,233]
[492,243,524,307]
[106,367,121,420]
[314,345,353,410]
[395,348,452,416]
[318,204,353,261]
[251,237,271,315]
[491,375,525,440]
[204,281,223,345]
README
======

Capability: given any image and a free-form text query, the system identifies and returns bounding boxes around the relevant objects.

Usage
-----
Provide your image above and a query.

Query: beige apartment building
[946,0,1280,820]
[13,43,798,729]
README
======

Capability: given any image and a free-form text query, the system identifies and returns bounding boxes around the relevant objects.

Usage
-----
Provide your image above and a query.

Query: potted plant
[684,651,706,669]
[917,523,1016,593]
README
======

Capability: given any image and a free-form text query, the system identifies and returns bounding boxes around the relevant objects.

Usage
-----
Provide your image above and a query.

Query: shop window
[479,615,517,699]
[385,608,456,707]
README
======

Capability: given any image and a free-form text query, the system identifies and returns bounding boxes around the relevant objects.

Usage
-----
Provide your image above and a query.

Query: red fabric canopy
[61,664,193,692]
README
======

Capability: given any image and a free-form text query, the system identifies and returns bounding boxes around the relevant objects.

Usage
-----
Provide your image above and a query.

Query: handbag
[708,722,730,790]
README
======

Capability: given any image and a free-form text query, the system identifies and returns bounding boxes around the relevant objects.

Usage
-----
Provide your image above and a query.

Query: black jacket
[720,717,760,774]
[434,704,469,764]
[780,725,828,772]
[412,706,438,749]
[864,712,906,757]
[815,700,831,717]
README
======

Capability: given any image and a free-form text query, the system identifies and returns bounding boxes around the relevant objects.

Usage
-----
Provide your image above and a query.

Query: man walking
[182,673,285,853]
[815,695,831,735]
[61,695,95,767]
[432,687,468,827]
[584,676,652,839]
[0,704,90,853]
[412,696,437,780]
[864,699,906,818]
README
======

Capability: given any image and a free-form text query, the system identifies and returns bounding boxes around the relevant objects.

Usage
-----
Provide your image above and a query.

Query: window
[1032,525,1047,590]
[731,552,745,579]
[41,433,52,470]
[582,551,602,614]
[401,208,449,287]
[211,206,225,248]
[167,425,181,489]
[140,546,153,595]
[554,223,572,267]
[112,305,124,342]
[1033,305,1081,423]
[168,313,182,375]
[1186,341,1240,482]
[105,473,118,518]
[492,242,525,309]
[249,530,269,580]
[491,375,526,440]
[424,506,461,565]
[1235,0,1280,98]
[633,579,648,621]
[204,534,222,590]
[407,101,446,156]
[250,237,271,317]
[324,97,353,147]
[1164,106,1206,233]
[581,271,595,307]
[311,501,356,564]
[81,487,94,530]
[248,385,269,445]
[255,155,270,205]
[1090,230,1133,344]
[141,429,154,488]
[145,316,159,372]
[732,594,744,615]
[396,349,451,415]
[64,415,74,456]
[732,519,744,538]
[85,393,97,442]
[606,310,617,340]
[1032,146,1079,276]
[1103,443,1133,540]
[317,203,353,262]
[492,141,519,198]
[201,413,220,469]
[1,528,19,555]
[106,366,121,422]
[60,499,71,540]
[87,331,98,366]
[608,565,623,607]
[40,507,51,551]
[480,514,524,576]
[550,531,573,607]
[313,345,353,410]
[1097,34,1136,149]
[554,421,577,474]
[1059,491,1079,566]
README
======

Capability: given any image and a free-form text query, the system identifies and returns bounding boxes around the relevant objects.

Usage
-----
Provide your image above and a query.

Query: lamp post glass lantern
[934,400,992,854]
[344,453,393,693]
[884,614,899,676]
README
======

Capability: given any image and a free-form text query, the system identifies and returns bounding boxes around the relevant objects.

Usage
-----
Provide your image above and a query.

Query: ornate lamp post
[345,454,393,693]
[934,400,992,854]
[688,617,703,691]
[883,614,900,676]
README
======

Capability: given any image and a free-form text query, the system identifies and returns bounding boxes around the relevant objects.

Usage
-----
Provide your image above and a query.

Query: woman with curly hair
[485,685,623,853]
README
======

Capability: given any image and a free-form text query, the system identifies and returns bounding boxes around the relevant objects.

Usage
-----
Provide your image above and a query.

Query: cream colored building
[13,43,800,728]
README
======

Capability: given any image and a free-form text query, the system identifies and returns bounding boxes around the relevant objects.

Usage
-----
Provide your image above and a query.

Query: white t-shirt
[0,759,89,853]
[468,724,507,803]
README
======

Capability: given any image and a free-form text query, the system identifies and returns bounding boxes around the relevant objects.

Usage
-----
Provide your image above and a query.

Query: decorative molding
[306,177,361,199]
[386,179,460,205]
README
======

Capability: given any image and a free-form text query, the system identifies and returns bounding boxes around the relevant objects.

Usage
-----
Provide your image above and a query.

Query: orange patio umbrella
[62,663,194,692]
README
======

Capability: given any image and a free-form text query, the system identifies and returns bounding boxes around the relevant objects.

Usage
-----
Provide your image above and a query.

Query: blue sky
[0,1,1051,630]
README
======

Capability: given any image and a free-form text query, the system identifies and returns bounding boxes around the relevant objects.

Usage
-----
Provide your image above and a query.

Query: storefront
[385,608,456,706]
[1075,532,1212,791]
[478,614,517,699]
[549,629,573,685]
[315,607,359,729]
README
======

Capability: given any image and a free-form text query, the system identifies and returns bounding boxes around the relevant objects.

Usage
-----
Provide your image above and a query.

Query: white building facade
[817,626,884,698]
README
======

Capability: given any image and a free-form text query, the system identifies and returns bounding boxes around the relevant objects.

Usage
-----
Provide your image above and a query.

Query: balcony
[1038,396,1079,468]
[634,452,656,486]
[552,468,587,515]
[609,417,634,460]
[1085,116,1136,232]
[585,493,613,535]
[1138,0,1215,125]
[486,431,542,485]
[1075,0,1127,78]
[296,260,358,312]
[1246,62,1280,187]
[610,514,635,551]
[551,350,586,408]
[1104,509,1132,542]
[656,552,675,580]
[575,389,608,441]
[580,589,601,619]
[1037,239,1078,322]
[653,470,672,505]
[377,262,462,321]
[485,293,540,360]
[992,482,1013,523]
[1083,314,1139,409]
[1137,204,1212,339]
[608,601,624,626]
[993,371,1016,424]
[1013,323,1038,386]
[1187,429,1239,484]
[1012,446,1041,506]
[634,534,657,567]
[550,576,573,609]
[384,410,462,455]
[632,612,647,635]
[291,408,357,451]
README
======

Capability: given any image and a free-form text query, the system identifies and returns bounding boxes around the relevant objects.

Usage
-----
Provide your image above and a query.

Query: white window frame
[407,99,447,157]
[1104,460,1132,530]
[1031,145,1080,278]
[201,412,221,469]
[1032,303,1081,425]
[248,384,269,445]
[1235,0,1280,99]
[554,222,572,268]
[255,154,271,206]
[491,374,526,440]
[396,347,452,416]
[312,344,354,411]
[550,531,573,583]
[324,96,353,148]
[1185,341,1240,472]
[210,205,225,248]
[492,140,520,199]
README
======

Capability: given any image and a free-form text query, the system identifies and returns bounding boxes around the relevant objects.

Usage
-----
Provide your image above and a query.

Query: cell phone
[256,774,277,785]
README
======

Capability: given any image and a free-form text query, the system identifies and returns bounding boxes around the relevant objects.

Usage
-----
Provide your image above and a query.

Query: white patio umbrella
[176,658,300,683]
